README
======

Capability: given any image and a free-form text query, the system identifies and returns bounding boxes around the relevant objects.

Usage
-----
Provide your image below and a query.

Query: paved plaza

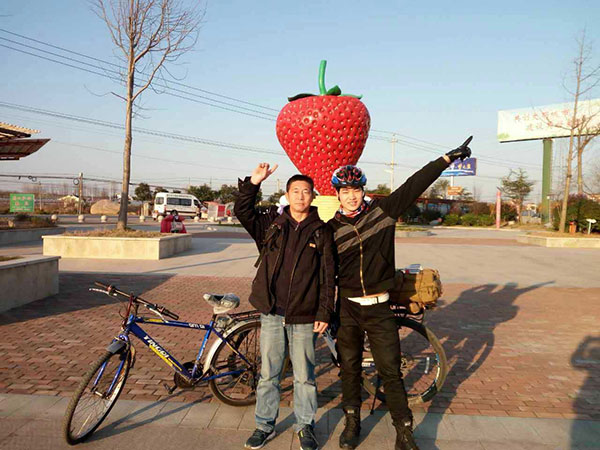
[1,223,599,449]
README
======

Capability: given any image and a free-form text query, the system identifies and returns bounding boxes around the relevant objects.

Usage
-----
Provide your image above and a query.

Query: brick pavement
[1,274,599,421]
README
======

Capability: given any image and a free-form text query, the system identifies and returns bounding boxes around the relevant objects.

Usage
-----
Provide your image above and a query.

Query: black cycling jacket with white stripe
[328,157,450,298]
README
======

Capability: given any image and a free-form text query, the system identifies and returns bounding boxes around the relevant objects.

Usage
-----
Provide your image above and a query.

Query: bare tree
[92,0,203,229]
[587,158,600,193]
[545,32,600,232]
[574,112,600,194]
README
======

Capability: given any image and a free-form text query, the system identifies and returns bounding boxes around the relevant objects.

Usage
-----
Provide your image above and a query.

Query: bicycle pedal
[163,383,177,394]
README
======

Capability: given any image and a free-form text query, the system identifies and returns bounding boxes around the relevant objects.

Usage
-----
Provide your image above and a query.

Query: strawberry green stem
[287,60,363,102]
[318,60,328,95]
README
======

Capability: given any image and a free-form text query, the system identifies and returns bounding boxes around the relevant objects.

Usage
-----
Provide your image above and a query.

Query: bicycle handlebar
[92,281,179,320]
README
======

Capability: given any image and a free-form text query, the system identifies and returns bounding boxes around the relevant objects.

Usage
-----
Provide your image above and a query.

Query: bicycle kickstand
[163,383,177,395]
[369,377,381,415]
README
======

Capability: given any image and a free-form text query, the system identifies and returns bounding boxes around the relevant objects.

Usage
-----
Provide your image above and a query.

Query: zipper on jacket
[352,225,367,296]
[268,225,284,301]
[284,224,319,322]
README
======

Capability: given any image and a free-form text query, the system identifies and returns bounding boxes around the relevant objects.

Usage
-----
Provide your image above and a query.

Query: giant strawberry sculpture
[276,61,371,195]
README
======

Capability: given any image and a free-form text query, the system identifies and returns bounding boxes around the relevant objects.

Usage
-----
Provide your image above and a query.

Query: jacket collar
[275,205,321,229]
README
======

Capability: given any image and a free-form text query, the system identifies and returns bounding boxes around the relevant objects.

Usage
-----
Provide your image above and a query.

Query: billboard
[440,157,477,177]
[10,193,35,212]
[498,99,600,142]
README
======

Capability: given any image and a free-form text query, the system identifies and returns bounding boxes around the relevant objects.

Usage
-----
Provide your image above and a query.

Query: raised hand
[250,163,279,185]
[445,136,473,162]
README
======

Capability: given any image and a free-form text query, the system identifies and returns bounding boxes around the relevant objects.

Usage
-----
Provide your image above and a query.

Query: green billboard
[10,193,35,213]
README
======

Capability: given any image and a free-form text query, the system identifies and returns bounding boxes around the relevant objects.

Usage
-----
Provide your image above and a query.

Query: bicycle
[63,281,262,445]
[303,303,447,408]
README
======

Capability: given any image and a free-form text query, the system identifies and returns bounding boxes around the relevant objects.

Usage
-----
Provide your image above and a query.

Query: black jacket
[328,157,450,298]
[234,177,335,324]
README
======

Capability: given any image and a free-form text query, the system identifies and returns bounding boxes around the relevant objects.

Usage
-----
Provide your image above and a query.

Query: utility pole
[390,135,397,191]
[38,181,42,212]
[78,172,83,215]
[277,178,281,192]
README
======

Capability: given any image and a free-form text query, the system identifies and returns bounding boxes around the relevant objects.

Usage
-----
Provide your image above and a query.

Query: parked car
[152,193,201,219]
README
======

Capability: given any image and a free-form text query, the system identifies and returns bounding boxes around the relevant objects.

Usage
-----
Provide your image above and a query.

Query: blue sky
[1,0,599,200]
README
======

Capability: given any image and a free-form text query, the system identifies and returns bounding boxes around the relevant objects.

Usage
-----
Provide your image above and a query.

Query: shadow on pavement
[144,255,256,274]
[420,281,553,448]
[570,335,600,449]
[89,391,210,442]
[0,273,175,326]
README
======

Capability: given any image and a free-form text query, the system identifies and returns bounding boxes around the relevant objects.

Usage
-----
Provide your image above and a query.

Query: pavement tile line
[0,393,599,449]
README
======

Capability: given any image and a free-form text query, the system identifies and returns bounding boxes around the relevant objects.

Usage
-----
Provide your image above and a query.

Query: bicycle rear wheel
[208,320,261,406]
[361,318,447,406]
[63,349,131,445]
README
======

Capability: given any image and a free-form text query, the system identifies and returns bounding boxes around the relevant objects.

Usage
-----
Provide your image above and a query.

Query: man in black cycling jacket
[328,137,472,450]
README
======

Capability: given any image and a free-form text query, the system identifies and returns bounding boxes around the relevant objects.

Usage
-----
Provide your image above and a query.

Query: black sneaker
[245,429,276,449]
[298,424,319,450]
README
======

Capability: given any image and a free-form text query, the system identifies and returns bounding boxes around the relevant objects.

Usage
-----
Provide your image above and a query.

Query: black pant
[337,297,412,423]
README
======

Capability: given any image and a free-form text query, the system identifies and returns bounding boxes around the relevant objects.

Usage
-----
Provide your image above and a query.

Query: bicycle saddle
[203,293,240,314]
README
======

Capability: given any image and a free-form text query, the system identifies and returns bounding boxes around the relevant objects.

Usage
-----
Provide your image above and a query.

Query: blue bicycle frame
[111,313,255,385]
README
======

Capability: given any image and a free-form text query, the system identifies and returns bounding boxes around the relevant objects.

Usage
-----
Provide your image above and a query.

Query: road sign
[447,186,463,196]
[9,193,35,212]
[440,157,477,177]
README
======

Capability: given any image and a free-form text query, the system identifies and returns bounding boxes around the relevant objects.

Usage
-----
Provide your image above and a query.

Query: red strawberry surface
[276,61,370,195]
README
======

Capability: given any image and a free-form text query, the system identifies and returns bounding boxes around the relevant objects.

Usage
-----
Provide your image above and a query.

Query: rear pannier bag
[389,268,443,313]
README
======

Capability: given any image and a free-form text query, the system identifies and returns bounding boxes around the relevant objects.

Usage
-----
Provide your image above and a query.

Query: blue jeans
[255,313,318,433]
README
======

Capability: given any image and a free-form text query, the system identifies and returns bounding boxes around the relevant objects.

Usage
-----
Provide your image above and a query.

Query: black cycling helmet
[331,165,367,189]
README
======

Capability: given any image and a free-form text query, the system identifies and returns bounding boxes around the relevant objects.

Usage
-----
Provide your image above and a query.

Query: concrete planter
[42,234,191,259]
[517,234,600,248]
[0,256,59,313]
[0,227,64,246]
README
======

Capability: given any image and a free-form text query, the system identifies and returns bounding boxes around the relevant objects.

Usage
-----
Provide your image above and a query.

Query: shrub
[476,215,495,226]
[30,216,55,227]
[443,213,460,226]
[553,195,600,232]
[459,213,477,226]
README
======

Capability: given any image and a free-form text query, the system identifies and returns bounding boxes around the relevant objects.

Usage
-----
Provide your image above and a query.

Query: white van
[152,193,201,219]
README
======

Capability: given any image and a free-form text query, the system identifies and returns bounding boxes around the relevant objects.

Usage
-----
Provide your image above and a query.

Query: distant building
[58,195,80,207]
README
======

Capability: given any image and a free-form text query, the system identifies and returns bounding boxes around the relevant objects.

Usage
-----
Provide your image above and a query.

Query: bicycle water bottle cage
[203,293,240,314]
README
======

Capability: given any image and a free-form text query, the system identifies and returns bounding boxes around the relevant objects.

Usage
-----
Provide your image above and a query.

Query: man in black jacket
[329,138,472,450]
[234,163,335,450]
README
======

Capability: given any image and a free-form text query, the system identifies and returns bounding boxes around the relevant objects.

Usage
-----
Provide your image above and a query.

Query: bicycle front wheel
[361,318,447,406]
[63,349,131,445]
[208,320,261,406]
